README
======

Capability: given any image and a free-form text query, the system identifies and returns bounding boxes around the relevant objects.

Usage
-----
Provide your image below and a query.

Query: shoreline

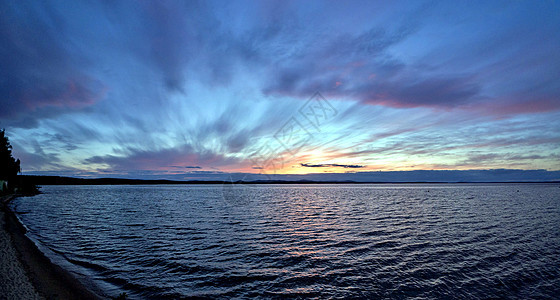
[1,194,102,300]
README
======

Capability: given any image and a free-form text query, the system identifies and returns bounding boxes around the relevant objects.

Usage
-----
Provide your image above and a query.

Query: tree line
[1,129,38,194]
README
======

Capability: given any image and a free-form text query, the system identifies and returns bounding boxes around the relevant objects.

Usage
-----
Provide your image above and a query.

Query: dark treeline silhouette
[1,130,20,179]
[1,129,38,194]
[1,129,20,193]
[19,175,356,185]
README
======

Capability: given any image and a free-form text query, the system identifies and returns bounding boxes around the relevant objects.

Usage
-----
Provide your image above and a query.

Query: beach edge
[1,194,104,300]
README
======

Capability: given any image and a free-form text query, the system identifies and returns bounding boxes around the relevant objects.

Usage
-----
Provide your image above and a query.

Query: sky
[1,0,559,181]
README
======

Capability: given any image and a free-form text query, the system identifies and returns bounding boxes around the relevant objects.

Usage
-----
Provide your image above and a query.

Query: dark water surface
[11,184,560,299]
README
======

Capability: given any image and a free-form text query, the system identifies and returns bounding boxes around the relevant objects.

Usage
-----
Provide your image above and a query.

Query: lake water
[10,184,560,299]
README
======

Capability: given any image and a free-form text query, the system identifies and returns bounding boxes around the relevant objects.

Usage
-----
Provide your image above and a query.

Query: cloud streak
[85,144,240,172]
[300,163,365,169]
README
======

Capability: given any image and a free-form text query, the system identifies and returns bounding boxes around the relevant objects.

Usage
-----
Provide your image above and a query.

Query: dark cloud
[262,26,409,97]
[0,1,105,127]
[360,76,480,108]
[261,26,485,109]
[169,166,201,169]
[260,2,560,113]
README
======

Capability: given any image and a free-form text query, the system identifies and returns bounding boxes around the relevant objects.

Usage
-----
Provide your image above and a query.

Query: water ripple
[10,184,560,299]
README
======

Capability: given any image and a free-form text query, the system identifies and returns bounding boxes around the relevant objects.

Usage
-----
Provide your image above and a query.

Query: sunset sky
[1,1,559,181]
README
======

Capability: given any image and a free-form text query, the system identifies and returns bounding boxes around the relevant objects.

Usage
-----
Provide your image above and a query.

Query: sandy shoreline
[1,194,102,300]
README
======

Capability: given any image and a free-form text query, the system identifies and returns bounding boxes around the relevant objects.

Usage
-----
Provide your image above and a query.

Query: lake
[10,184,560,299]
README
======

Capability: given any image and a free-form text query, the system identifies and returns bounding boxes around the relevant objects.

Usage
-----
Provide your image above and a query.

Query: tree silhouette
[1,129,21,183]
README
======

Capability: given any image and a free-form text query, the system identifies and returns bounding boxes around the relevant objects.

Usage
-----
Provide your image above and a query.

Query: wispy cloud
[84,144,240,172]
[300,163,365,169]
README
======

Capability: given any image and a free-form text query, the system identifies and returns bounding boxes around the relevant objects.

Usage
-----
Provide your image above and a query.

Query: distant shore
[17,175,560,186]
[1,194,101,299]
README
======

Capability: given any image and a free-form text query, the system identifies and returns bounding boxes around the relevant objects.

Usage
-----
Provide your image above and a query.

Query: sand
[1,195,102,300]
[0,195,42,299]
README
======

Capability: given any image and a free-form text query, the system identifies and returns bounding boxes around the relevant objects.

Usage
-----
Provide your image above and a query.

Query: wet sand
[1,195,101,300]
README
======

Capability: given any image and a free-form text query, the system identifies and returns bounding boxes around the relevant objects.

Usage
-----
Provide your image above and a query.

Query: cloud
[0,0,229,128]
[260,2,560,114]
[11,140,63,171]
[0,1,106,127]
[300,163,365,169]
[169,166,201,169]
[258,20,484,109]
[132,1,226,90]
[84,144,239,172]
[478,97,560,116]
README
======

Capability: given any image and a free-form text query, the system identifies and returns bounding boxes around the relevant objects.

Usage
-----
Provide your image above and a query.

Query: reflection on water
[11,184,560,299]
